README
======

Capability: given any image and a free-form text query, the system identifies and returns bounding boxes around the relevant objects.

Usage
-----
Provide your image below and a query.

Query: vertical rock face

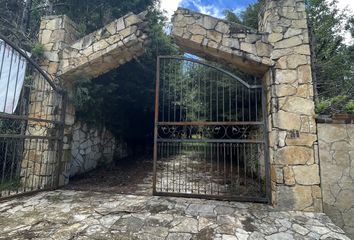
[260,0,321,211]
[172,0,321,212]
[318,124,354,239]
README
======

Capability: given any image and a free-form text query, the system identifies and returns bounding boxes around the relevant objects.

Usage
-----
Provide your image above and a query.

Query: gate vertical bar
[262,86,271,204]
[56,91,67,188]
[153,56,270,203]
[153,56,161,194]
[0,33,67,200]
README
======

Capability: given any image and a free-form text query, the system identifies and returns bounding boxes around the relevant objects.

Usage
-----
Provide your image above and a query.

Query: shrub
[316,95,354,115]
[31,43,45,60]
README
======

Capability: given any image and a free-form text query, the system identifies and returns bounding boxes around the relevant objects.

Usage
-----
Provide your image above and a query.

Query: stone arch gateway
[0,0,321,212]
[169,0,321,212]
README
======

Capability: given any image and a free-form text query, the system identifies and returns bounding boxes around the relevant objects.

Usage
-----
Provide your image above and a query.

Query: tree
[223,0,262,29]
[240,0,262,29]
[223,10,242,24]
[224,0,354,114]
[0,0,30,45]
[306,0,354,101]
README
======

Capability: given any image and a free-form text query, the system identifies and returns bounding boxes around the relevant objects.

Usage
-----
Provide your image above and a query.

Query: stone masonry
[172,8,273,76]
[259,0,320,212]
[22,0,323,213]
[20,15,80,189]
[21,12,150,188]
[171,0,321,212]
[69,122,116,177]
[318,123,354,239]
[58,11,150,82]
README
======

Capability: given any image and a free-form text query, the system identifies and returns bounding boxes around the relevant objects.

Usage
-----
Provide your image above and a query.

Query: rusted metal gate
[0,34,66,200]
[153,56,270,202]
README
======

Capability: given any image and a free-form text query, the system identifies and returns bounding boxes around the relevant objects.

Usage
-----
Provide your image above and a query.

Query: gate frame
[0,33,67,201]
[153,55,271,203]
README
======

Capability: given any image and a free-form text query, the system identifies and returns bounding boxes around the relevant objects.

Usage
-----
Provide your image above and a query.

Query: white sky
[160,0,354,44]
[336,0,354,44]
[160,0,183,21]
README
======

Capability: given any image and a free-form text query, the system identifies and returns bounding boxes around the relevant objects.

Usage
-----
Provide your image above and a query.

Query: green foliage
[315,96,354,115]
[70,6,180,144]
[239,1,263,29]
[223,10,242,24]
[223,0,262,29]
[225,0,354,114]
[72,79,119,127]
[344,99,354,114]
[0,179,21,192]
[306,0,354,100]
[31,43,45,60]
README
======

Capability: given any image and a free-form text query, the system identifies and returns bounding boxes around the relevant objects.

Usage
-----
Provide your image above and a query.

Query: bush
[31,43,45,60]
[344,99,354,114]
[316,95,354,115]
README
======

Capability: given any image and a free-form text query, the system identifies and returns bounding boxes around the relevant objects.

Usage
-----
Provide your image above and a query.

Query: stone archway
[170,0,321,212]
[23,0,321,212]
[21,11,151,188]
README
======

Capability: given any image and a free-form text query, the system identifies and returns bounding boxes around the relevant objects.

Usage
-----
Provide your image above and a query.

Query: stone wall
[172,8,273,76]
[69,122,116,177]
[259,0,321,212]
[59,11,150,82]
[171,0,321,212]
[318,123,354,239]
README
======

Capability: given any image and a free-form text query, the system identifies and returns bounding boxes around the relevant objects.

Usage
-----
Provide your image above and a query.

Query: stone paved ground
[0,190,350,240]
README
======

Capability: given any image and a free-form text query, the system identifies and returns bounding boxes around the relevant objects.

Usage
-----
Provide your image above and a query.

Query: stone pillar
[260,0,322,211]
[40,15,80,186]
[21,16,79,188]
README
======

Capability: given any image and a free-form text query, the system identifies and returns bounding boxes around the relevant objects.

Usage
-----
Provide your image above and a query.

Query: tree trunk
[20,0,32,33]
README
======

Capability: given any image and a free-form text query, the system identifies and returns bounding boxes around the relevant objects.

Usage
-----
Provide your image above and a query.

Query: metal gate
[0,34,66,200]
[153,56,270,202]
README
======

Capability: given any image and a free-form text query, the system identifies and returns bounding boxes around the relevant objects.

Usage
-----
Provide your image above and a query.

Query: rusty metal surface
[153,56,270,202]
[0,35,66,199]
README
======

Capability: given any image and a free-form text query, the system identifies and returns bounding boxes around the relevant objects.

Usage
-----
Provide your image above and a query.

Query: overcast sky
[160,0,354,44]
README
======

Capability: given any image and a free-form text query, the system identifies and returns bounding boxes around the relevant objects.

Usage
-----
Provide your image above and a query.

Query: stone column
[41,15,80,186]
[260,0,322,211]
[21,15,79,188]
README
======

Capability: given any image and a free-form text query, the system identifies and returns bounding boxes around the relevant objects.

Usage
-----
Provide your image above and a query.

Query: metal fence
[0,34,66,200]
[153,56,270,202]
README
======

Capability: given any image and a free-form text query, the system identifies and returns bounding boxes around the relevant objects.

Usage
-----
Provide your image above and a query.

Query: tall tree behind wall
[224,0,354,113]
[306,0,354,99]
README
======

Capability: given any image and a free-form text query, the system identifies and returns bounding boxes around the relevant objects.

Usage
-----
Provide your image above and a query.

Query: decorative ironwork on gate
[153,56,270,202]
[0,34,67,200]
